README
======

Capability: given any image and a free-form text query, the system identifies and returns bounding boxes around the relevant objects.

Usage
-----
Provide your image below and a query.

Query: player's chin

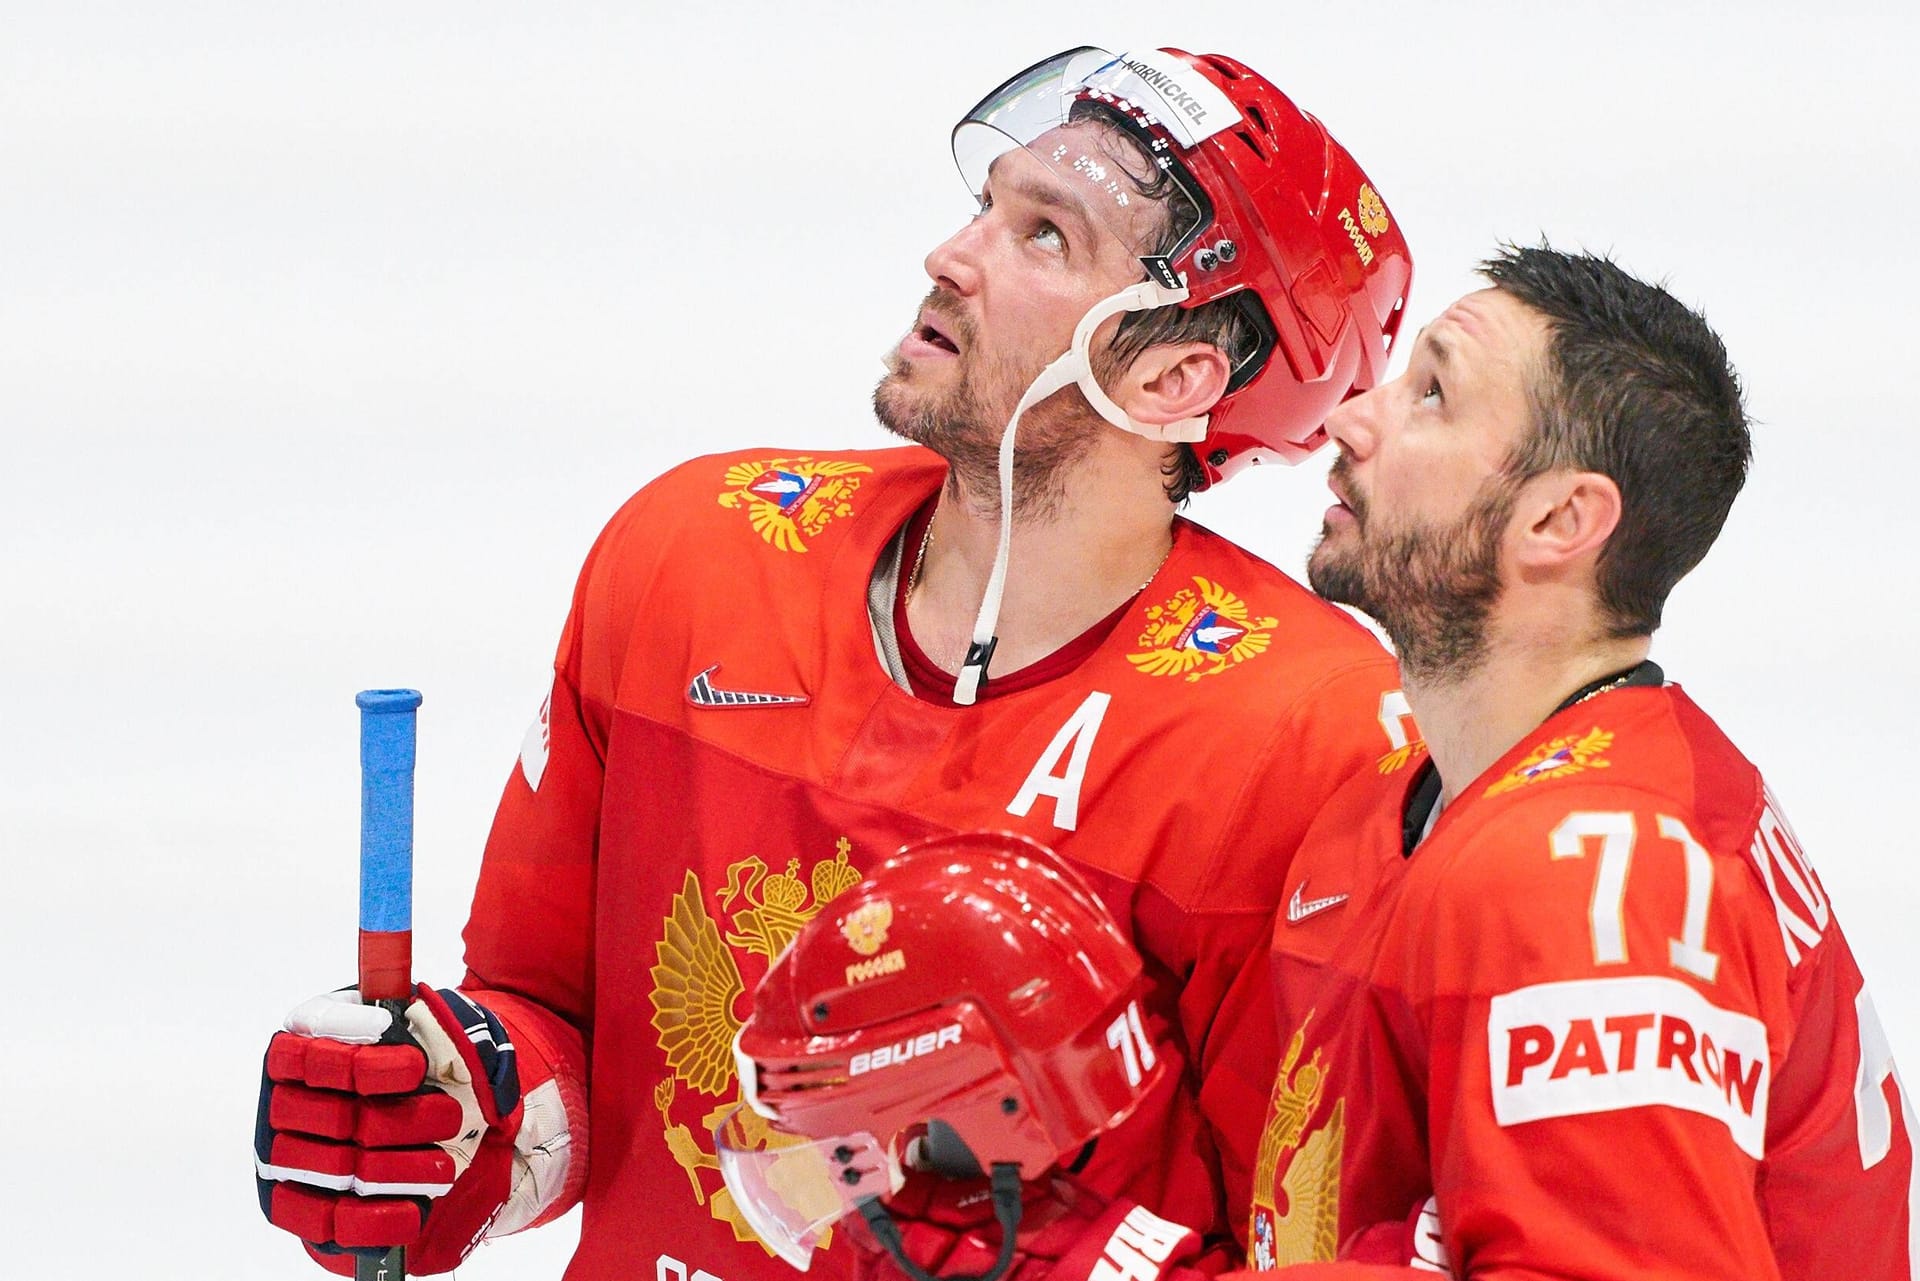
[1306,538,1368,608]
[873,382,938,444]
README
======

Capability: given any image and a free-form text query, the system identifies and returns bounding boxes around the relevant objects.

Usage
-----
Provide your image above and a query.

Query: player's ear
[1110,342,1231,426]
[1515,469,1621,572]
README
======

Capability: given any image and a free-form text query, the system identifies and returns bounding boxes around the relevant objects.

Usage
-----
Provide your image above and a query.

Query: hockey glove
[254,985,522,1276]
[850,1169,1205,1281]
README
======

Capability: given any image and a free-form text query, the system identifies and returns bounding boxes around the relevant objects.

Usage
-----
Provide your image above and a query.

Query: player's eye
[1031,222,1066,253]
[1419,377,1444,406]
[974,192,993,218]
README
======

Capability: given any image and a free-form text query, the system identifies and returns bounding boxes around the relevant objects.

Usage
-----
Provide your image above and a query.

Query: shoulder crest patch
[717,456,873,552]
[1127,576,1278,682]
[1485,727,1614,796]
[1377,740,1427,775]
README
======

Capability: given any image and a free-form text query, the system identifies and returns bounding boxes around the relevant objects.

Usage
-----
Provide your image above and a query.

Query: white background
[3,2,1915,1275]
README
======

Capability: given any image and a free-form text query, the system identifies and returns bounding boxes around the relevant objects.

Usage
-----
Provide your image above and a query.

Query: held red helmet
[716,831,1162,1274]
[952,48,1413,485]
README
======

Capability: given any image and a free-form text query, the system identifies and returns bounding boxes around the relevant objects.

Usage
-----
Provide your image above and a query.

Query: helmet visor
[713,1105,904,1272]
[952,48,1239,268]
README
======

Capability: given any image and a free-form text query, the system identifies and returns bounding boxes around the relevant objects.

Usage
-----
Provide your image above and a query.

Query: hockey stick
[355,688,423,1281]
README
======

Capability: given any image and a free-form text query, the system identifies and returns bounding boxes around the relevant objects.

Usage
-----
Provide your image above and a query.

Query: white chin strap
[953,277,1200,705]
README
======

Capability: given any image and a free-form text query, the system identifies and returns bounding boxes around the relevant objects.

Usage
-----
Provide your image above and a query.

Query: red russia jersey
[454,447,1404,1281]
[1245,682,1917,1279]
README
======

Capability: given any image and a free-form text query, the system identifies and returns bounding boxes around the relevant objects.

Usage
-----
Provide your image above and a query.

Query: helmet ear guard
[911,1118,986,1179]
[718,831,1164,1273]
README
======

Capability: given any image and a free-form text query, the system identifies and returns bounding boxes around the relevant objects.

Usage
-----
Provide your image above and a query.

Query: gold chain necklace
[1569,672,1633,707]
[905,513,935,596]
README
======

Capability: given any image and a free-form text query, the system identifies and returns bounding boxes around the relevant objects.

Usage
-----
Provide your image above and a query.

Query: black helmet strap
[858,1163,1024,1281]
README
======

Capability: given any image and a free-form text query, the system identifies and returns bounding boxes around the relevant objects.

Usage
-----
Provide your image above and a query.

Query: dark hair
[1481,245,1750,636]
[1160,444,1208,504]
[1065,99,1260,504]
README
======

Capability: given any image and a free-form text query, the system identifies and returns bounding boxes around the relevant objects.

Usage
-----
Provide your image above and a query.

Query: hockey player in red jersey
[252,46,1416,1279]
[1237,246,1917,1278]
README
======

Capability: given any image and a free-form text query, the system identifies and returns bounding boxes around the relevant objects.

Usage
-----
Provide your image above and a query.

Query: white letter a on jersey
[1007,691,1110,833]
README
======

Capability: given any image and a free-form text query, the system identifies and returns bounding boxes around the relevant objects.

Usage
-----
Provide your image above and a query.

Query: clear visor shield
[713,1105,905,1272]
[951,48,1241,271]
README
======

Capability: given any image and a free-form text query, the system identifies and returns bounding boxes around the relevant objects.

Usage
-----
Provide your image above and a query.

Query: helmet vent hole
[1243,103,1268,134]
[1234,129,1266,160]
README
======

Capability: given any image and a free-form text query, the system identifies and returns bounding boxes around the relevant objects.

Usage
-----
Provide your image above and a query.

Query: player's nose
[1325,384,1383,460]
[924,217,986,298]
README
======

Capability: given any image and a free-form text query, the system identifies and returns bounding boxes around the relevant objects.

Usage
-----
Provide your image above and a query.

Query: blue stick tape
[357,689,422,933]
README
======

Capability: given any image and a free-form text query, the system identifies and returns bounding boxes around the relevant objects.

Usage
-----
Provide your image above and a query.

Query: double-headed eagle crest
[1248,1017,1344,1268]
[1127,576,1278,682]
[1357,183,1390,238]
[840,901,892,957]
[1486,726,1614,796]
[717,457,872,553]
[648,839,864,1249]
[1376,739,1428,775]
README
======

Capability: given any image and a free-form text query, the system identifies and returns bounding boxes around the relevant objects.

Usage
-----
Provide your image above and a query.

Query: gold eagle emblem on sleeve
[717,457,873,553]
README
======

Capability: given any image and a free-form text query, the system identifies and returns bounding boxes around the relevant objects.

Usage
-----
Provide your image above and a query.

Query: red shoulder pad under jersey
[1390,686,1918,1280]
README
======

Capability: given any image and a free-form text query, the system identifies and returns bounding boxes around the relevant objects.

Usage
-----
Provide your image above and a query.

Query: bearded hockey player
[252,45,1416,1280]
[1241,247,1916,1277]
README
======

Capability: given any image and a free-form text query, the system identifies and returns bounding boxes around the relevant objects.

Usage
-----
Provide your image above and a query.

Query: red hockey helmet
[716,831,1161,1272]
[952,48,1412,484]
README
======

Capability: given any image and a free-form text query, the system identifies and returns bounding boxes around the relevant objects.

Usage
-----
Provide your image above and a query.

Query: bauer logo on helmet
[847,1023,963,1077]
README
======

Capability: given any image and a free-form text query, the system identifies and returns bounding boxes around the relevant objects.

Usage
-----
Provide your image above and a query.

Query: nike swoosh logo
[685,665,809,709]
[1286,881,1349,924]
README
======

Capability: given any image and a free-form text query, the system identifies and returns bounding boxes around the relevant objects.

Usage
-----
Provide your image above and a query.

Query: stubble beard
[873,290,1102,521]
[1307,462,1516,685]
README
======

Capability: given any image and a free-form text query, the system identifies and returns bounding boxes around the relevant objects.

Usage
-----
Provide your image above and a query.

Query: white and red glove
[253,985,566,1276]
[851,1170,1209,1281]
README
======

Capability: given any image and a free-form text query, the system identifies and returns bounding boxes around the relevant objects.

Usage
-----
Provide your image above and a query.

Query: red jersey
[451,447,1403,1280]
[1246,680,1917,1279]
